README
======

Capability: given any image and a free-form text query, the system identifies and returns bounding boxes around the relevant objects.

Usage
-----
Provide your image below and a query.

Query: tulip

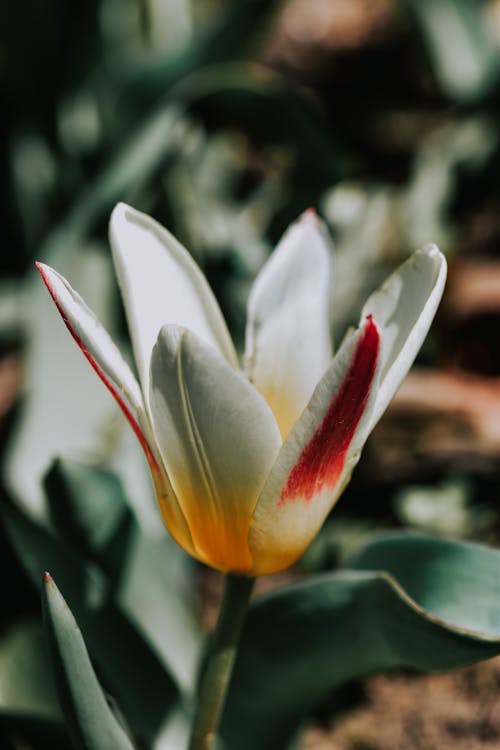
[37,204,446,576]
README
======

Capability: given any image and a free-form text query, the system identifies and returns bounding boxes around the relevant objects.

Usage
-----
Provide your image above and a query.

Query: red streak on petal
[36,262,160,474]
[279,316,379,505]
[44,571,53,584]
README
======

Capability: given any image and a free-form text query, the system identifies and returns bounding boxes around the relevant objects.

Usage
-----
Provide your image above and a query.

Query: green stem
[188,574,255,750]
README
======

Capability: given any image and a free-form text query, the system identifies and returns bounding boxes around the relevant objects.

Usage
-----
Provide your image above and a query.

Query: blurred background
[3,0,500,747]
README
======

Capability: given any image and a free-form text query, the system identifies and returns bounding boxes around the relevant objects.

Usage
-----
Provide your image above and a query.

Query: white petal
[109,203,238,394]
[36,262,156,463]
[37,262,197,558]
[249,317,381,576]
[361,244,447,428]
[149,326,282,573]
[245,209,333,437]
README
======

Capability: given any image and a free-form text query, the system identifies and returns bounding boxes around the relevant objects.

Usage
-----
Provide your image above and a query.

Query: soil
[300,657,500,749]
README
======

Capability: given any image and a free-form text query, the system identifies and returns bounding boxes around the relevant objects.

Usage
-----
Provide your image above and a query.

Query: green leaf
[0,620,60,721]
[404,0,500,102]
[44,459,201,693]
[0,620,70,749]
[45,458,135,585]
[2,502,178,746]
[224,533,500,749]
[42,573,135,750]
[349,532,500,634]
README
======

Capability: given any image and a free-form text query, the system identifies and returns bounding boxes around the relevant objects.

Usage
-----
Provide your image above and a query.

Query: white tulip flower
[37,204,446,575]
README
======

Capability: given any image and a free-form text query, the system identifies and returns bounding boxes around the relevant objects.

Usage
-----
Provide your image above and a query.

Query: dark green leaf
[0,715,70,750]
[2,502,178,745]
[224,533,500,749]
[45,459,133,584]
[44,459,201,693]
[0,620,60,721]
[0,620,70,749]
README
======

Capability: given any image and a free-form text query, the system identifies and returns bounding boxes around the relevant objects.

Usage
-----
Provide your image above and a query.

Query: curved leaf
[223,533,500,749]
[350,532,500,636]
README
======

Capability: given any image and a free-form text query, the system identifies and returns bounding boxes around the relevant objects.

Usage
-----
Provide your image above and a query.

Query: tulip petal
[36,262,157,468]
[109,203,238,394]
[249,317,380,575]
[37,262,196,557]
[149,326,282,573]
[361,244,447,429]
[245,209,333,437]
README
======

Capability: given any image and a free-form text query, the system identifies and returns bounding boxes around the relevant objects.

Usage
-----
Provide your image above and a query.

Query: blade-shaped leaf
[42,573,134,750]
[2,502,178,746]
[223,533,500,749]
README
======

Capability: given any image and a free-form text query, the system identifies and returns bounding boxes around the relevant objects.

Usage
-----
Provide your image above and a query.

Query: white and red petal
[249,316,380,575]
[109,204,238,396]
[36,262,158,471]
[361,244,447,430]
[149,325,282,573]
[245,209,333,438]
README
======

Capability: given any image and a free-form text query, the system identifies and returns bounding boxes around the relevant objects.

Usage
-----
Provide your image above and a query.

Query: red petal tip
[44,571,54,584]
[36,262,50,286]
